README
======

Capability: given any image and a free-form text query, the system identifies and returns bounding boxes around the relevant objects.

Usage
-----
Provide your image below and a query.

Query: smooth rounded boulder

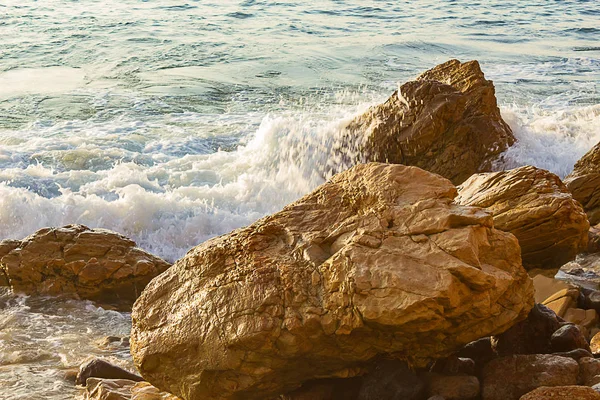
[456,165,589,271]
[342,59,515,184]
[131,163,534,400]
[0,225,170,310]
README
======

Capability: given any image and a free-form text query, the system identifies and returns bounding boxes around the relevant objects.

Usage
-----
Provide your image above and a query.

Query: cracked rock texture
[565,141,600,226]
[0,225,170,310]
[456,165,589,271]
[343,59,514,184]
[131,163,533,400]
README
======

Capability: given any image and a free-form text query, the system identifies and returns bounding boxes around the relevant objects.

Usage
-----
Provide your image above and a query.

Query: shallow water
[1,1,599,398]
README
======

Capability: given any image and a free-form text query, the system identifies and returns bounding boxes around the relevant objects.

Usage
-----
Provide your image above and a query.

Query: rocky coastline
[3,59,600,400]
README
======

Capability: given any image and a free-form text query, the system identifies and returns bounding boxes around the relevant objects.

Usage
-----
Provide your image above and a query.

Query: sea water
[0,1,599,398]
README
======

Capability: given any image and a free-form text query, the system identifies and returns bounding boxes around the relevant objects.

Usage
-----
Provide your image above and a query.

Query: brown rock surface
[426,374,480,399]
[491,303,561,356]
[482,354,579,400]
[343,59,514,184]
[0,225,170,310]
[519,385,600,400]
[565,142,600,226]
[457,165,589,271]
[131,163,534,400]
[550,324,591,353]
[578,357,600,386]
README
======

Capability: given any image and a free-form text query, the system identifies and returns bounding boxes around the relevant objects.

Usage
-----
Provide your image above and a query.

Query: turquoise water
[0,3,599,398]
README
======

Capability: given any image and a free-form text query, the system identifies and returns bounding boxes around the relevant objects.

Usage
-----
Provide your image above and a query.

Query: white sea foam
[498,104,600,178]
[0,103,372,262]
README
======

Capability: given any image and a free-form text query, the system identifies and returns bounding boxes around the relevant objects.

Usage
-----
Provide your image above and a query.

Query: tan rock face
[131,163,534,400]
[0,225,170,310]
[565,142,600,226]
[457,165,589,271]
[343,59,514,184]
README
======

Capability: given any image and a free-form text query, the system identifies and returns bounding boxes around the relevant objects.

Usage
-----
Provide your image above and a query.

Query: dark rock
[582,288,600,313]
[357,359,426,400]
[553,348,595,361]
[550,324,591,353]
[492,303,561,356]
[76,358,143,386]
[456,337,497,374]
[430,356,476,376]
[425,374,479,400]
[482,354,579,400]
[282,378,362,400]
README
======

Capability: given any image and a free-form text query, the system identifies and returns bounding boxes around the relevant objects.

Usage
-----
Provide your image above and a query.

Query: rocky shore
[3,59,600,400]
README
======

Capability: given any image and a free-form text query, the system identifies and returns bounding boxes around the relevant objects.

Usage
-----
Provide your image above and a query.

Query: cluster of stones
[7,59,600,400]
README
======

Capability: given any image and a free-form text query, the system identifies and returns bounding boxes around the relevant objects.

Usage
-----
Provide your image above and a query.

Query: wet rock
[357,360,425,400]
[425,374,480,400]
[344,59,514,184]
[76,358,143,386]
[63,368,79,383]
[456,165,589,271]
[550,324,591,353]
[85,378,135,400]
[492,303,561,356]
[0,225,170,310]
[0,239,20,287]
[131,163,534,400]
[519,385,600,400]
[482,354,579,400]
[94,336,130,350]
[84,378,179,400]
[565,141,600,226]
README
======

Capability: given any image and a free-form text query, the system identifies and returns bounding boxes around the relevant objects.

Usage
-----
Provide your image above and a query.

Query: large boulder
[565,142,600,226]
[456,165,589,271]
[131,163,534,400]
[343,59,514,184]
[0,225,170,310]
